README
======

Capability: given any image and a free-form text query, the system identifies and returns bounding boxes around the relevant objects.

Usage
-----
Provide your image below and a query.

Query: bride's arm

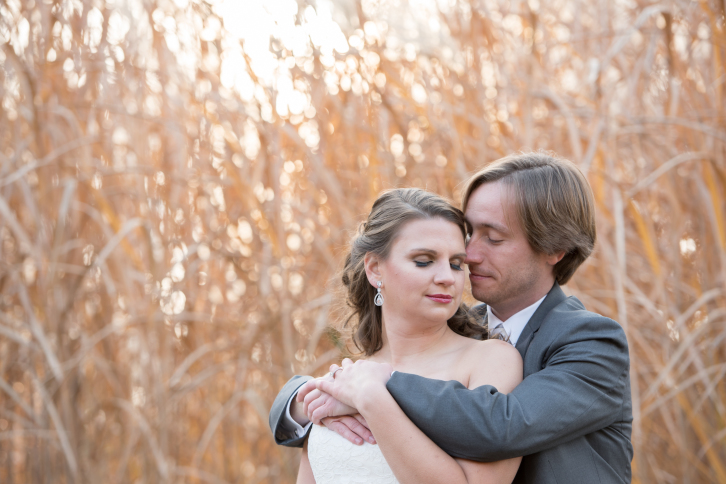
[329,341,522,484]
[297,440,316,484]
[453,340,523,482]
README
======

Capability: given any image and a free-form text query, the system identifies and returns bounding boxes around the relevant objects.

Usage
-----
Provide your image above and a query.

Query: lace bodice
[308,424,399,483]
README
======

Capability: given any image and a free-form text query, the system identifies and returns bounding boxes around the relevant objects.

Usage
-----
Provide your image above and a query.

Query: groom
[269,153,633,483]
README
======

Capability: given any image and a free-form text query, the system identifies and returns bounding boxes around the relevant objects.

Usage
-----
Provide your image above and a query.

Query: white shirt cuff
[285,388,313,438]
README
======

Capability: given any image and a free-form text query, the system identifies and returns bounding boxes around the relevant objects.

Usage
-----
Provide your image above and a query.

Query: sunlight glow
[215,0,352,120]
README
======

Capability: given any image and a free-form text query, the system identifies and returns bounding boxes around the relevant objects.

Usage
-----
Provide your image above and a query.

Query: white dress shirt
[281,294,548,436]
[283,387,313,438]
[487,295,546,346]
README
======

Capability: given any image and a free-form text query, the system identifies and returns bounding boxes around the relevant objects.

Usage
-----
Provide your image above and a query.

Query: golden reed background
[0,0,725,482]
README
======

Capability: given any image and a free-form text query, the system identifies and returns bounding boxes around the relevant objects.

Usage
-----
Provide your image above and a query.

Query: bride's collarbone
[377,352,473,384]
[366,337,479,382]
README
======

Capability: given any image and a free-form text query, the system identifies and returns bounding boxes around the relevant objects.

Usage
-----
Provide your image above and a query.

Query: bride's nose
[433,264,456,286]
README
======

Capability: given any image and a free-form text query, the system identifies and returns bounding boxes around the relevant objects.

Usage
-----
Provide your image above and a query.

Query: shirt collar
[487,295,547,346]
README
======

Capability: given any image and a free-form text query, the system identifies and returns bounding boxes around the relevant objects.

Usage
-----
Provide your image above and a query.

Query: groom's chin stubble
[470,286,494,305]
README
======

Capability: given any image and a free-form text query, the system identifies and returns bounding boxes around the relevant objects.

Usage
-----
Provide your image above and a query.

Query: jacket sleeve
[385,314,630,461]
[268,375,313,447]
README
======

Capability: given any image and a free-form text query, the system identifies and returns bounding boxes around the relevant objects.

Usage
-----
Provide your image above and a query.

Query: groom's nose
[465,237,485,265]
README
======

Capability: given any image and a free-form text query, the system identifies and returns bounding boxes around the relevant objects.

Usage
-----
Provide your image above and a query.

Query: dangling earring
[374,281,384,306]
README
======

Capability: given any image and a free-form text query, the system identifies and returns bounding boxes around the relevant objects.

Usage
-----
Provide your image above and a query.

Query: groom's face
[464,181,555,318]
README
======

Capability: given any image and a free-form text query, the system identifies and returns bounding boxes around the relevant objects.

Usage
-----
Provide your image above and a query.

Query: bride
[295,188,523,484]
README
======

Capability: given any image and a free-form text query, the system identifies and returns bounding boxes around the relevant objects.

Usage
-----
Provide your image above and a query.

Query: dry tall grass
[0,0,724,482]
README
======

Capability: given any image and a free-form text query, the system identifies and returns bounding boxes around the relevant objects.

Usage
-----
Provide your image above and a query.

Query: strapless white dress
[308,424,399,483]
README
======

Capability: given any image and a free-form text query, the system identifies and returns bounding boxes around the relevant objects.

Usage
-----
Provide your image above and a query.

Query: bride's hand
[316,358,393,411]
[304,385,357,424]
[297,367,357,422]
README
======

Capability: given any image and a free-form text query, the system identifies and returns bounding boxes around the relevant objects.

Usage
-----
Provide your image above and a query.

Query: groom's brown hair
[462,152,596,285]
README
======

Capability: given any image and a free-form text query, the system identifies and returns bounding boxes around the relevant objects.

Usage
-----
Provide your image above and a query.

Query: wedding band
[329,368,343,379]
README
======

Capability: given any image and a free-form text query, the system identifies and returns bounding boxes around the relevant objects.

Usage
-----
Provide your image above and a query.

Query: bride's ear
[363,252,382,287]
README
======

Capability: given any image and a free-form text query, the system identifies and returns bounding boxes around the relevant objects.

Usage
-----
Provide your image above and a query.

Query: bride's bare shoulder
[459,337,520,359]
[461,339,523,392]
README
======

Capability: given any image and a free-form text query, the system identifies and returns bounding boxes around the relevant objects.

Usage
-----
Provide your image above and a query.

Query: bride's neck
[373,312,452,368]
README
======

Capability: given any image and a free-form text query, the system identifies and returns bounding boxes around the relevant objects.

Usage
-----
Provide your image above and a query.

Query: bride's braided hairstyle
[340,188,487,356]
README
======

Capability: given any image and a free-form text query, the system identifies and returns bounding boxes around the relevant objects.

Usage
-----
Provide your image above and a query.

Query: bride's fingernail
[368,437,376,444]
[355,438,363,445]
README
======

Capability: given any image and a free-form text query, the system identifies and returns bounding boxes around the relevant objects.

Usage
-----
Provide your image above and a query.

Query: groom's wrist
[290,397,311,427]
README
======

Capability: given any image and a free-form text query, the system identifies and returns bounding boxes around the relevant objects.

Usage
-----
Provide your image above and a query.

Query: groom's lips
[469,271,494,281]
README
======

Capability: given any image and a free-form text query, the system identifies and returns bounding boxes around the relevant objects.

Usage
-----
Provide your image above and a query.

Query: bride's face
[373,217,467,326]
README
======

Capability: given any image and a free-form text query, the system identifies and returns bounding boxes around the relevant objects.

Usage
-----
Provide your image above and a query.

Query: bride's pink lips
[427,294,453,303]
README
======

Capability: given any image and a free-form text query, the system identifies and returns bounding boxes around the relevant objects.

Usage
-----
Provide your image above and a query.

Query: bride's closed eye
[414,260,464,271]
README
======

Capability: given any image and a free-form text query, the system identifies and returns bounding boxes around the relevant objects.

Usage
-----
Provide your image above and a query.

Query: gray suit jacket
[269,375,313,447]
[269,283,633,483]
[387,283,633,483]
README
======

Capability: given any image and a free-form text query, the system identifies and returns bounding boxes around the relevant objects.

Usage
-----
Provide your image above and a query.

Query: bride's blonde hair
[338,188,487,356]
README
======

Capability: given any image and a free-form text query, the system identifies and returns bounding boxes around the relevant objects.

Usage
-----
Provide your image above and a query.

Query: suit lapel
[514,283,567,359]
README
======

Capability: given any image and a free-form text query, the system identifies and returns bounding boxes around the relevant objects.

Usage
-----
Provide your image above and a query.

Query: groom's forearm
[386,374,515,460]
[385,318,630,460]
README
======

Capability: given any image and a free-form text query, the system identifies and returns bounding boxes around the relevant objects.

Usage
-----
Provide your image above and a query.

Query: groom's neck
[487,279,555,321]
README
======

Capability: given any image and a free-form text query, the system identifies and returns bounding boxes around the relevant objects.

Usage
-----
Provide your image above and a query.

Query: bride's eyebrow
[409,248,437,256]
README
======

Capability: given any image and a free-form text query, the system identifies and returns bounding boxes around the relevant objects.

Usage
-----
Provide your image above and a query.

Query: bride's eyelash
[415,261,464,270]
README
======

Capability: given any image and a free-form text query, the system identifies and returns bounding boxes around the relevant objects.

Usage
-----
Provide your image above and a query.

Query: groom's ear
[546,250,566,266]
[363,252,382,286]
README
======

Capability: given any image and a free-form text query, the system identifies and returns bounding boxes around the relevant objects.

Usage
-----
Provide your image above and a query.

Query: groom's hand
[321,414,375,446]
